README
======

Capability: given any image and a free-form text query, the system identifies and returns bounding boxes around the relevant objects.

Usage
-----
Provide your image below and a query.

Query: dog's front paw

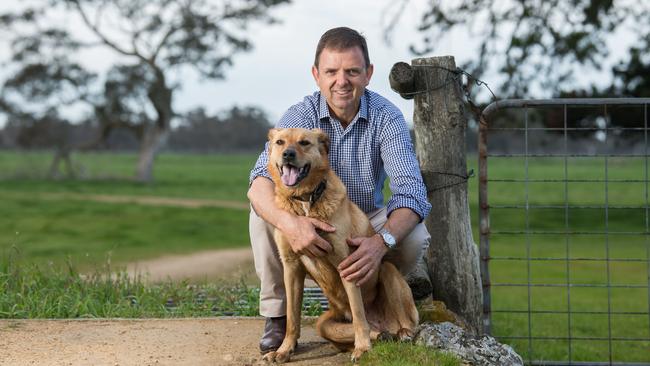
[350,344,370,363]
[350,348,368,363]
[261,350,292,364]
[261,351,277,363]
[265,342,295,364]
[274,350,292,364]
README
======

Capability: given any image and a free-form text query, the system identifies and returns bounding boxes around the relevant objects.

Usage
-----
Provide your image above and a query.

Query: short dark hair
[314,27,370,69]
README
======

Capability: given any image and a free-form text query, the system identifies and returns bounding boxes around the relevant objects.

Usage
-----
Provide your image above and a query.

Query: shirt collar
[318,90,369,123]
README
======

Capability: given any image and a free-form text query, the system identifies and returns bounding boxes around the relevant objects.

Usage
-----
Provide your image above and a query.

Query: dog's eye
[298,140,310,146]
[275,139,285,145]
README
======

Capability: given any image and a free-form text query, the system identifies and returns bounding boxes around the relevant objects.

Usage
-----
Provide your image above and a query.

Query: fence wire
[479,98,650,366]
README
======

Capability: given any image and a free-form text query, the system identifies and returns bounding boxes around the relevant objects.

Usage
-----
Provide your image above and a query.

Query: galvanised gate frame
[479,98,650,365]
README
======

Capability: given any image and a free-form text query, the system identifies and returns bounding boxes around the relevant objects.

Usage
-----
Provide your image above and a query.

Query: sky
[174,0,470,124]
[0,0,634,127]
[0,0,479,127]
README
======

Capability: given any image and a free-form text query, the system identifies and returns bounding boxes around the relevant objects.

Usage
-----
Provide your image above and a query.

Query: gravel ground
[0,318,350,366]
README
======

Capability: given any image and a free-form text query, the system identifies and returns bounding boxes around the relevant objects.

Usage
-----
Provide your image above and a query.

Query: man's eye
[276,140,285,145]
[347,70,360,76]
[298,140,310,146]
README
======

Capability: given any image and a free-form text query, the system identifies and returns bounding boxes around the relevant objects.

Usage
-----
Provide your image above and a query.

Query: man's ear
[312,128,330,155]
[311,65,319,84]
[364,63,374,85]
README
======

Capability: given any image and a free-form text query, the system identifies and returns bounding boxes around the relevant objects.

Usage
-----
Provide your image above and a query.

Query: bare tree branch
[71,0,144,61]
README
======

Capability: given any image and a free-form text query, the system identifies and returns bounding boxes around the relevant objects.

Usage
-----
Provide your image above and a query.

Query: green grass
[0,253,458,364]
[0,256,260,318]
[0,150,648,363]
[470,156,650,364]
[359,342,461,366]
[0,151,255,267]
[0,151,255,200]
[0,193,249,268]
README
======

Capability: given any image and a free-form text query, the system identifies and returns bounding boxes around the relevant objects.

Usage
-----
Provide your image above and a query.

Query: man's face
[311,46,373,123]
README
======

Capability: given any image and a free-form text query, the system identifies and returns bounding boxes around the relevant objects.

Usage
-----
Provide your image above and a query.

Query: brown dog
[262,127,418,363]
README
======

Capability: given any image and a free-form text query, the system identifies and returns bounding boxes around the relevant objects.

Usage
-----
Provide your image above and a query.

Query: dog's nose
[283,149,296,161]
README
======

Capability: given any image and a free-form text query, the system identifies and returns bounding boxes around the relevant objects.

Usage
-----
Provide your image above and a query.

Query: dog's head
[267,128,330,189]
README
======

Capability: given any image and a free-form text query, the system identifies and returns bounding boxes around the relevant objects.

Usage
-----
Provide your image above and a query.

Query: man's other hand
[338,235,387,286]
[283,216,335,258]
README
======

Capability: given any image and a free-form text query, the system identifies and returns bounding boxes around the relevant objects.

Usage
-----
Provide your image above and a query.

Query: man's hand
[338,234,388,286]
[282,216,335,258]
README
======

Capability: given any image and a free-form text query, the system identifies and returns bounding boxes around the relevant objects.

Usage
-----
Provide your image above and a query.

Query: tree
[169,105,271,151]
[382,0,650,144]
[385,0,650,100]
[0,0,290,182]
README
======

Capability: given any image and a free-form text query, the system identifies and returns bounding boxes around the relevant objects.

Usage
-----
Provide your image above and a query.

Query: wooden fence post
[390,56,483,334]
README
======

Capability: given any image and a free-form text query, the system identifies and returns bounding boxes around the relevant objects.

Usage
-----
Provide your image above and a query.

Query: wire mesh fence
[479,98,650,365]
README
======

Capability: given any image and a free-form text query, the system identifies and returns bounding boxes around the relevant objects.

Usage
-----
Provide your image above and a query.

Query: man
[247,26,431,354]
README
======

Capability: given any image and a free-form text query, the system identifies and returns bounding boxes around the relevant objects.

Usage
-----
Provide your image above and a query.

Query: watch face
[382,232,397,248]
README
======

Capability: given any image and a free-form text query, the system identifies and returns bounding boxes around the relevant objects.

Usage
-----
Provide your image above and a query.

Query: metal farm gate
[478,98,650,365]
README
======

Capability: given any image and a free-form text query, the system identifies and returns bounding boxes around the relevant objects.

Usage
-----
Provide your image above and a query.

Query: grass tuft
[359,341,462,366]
[0,255,260,319]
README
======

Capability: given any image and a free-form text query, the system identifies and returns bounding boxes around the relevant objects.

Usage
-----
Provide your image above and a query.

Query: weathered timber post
[390,56,483,334]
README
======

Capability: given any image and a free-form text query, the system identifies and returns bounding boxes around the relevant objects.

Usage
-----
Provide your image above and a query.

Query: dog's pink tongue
[281,165,300,186]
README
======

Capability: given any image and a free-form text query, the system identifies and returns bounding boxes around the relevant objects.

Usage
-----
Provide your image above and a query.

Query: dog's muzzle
[278,163,310,187]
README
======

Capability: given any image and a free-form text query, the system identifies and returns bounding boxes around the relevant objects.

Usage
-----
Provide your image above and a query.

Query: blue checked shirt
[249,89,431,220]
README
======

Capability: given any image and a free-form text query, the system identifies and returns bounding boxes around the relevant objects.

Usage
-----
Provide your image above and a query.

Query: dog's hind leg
[316,310,354,350]
[317,310,381,351]
[378,262,419,341]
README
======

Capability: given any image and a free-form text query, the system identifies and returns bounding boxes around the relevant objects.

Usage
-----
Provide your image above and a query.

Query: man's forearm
[247,177,294,231]
[380,208,421,244]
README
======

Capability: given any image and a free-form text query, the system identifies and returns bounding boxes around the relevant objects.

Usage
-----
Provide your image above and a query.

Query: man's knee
[249,208,284,278]
[386,222,430,275]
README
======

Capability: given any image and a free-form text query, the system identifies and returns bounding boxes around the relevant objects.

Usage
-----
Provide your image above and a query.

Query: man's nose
[283,149,296,161]
[335,71,349,86]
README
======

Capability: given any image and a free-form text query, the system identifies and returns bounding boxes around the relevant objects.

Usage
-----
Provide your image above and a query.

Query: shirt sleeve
[379,110,432,221]
[248,105,314,185]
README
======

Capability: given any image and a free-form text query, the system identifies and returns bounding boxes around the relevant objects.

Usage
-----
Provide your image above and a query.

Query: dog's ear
[268,128,280,142]
[312,128,330,155]
[267,128,280,153]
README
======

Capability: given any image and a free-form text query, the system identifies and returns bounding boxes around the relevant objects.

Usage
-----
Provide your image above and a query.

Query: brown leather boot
[259,316,286,354]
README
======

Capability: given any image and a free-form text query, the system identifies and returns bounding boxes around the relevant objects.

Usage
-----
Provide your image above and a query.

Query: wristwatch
[377,227,397,250]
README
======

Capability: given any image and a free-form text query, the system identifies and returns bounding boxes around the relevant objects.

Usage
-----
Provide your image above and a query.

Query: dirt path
[3,254,339,366]
[21,192,250,210]
[1,194,344,365]
[7,235,337,366]
[125,248,256,283]
[0,318,350,366]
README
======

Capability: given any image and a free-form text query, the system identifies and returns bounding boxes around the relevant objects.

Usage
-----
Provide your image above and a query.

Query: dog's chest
[299,255,349,313]
[299,201,311,216]
[290,201,331,220]
[299,255,320,276]
[299,255,339,288]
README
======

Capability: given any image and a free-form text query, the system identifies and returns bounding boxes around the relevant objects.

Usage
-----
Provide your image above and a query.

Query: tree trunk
[391,56,483,334]
[137,68,173,183]
[136,125,169,183]
[48,147,74,179]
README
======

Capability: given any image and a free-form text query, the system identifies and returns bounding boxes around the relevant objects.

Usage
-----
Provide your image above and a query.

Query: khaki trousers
[249,206,431,317]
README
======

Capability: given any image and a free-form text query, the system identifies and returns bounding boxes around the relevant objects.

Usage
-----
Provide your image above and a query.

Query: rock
[417,299,469,330]
[414,322,523,366]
